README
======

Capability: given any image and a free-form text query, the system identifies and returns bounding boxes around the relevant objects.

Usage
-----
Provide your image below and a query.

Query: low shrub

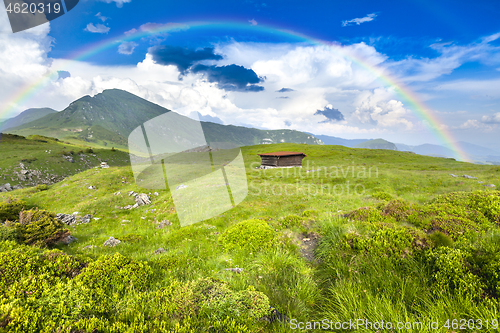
[432,190,500,224]
[429,231,454,248]
[343,226,429,259]
[372,191,393,201]
[15,209,70,247]
[0,198,25,222]
[427,247,485,301]
[35,184,49,192]
[219,219,275,252]
[279,215,304,228]
[344,206,393,224]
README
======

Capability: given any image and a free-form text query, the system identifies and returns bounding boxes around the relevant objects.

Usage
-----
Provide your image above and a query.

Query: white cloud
[98,0,131,8]
[96,12,109,22]
[118,42,138,55]
[0,9,54,116]
[385,32,500,83]
[342,13,377,27]
[351,88,414,129]
[249,19,258,26]
[84,23,110,34]
[482,112,500,124]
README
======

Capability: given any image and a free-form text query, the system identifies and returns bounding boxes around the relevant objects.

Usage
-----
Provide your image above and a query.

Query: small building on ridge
[258,151,306,167]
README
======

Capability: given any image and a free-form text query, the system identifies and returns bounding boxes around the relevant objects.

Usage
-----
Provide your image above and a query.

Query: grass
[0,142,500,331]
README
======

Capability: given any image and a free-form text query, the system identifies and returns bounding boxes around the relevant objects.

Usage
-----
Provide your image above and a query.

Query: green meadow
[1,142,500,332]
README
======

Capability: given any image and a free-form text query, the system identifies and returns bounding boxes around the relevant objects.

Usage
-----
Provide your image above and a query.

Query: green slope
[0,107,57,131]
[6,89,322,149]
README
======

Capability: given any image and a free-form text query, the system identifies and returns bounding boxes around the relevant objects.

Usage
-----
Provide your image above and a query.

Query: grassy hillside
[0,133,130,187]
[1,143,499,332]
[0,108,57,132]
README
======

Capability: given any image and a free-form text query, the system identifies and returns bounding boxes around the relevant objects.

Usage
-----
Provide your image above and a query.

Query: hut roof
[257,151,306,157]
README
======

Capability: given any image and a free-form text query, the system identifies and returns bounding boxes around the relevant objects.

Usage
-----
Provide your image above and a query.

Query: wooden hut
[258,151,306,167]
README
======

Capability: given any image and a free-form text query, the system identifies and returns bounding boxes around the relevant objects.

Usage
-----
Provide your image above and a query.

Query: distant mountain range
[0,107,57,132]
[2,89,498,164]
[2,89,322,149]
[307,133,500,164]
[354,138,398,150]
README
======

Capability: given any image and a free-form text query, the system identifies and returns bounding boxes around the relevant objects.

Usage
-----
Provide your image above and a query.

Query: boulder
[224,267,244,273]
[60,235,78,245]
[103,236,121,247]
[134,193,151,206]
[153,247,166,254]
[156,220,172,229]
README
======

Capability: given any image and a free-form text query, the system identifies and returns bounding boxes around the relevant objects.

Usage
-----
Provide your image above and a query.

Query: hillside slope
[0,107,57,131]
[354,138,398,150]
[6,89,322,149]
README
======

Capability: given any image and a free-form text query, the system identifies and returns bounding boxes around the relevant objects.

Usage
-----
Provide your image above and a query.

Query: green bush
[343,226,429,259]
[301,210,317,218]
[432,190,500,224]
[372,191,393,201]
[427,247,485,300]
[381,199,415,220]
[84,148,94,154]
[429,231,454,248]
[413,203,491,240]
[344,206,393,224]
[0,224,18,242]
[219,219,275,251]
[35,184,49,192]
[0,198,25,222]
[15,209,70,247]
[279,215,304,228]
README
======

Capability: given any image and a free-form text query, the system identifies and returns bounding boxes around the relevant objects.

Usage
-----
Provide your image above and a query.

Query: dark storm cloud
[314,106,345,123]
[192,64,264,92]
[276,88,294,93]
[149,46,223,72]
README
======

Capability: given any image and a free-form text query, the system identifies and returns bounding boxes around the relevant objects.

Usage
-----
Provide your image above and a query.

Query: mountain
[306,133,369,147]
[354,138,398,150]
[0,107,57,132]
[451,141,500,158]
[5,89,322,149]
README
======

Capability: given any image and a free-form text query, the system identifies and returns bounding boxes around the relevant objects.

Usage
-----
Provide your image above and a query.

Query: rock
[56,213,77,225]
[156,220,172,229]
[63,155,74,163]
[449,174,458,177]
[81,214,92,224]
[56,213,92,226]
[224,267,243,273]
[60,235,78,245]
[153,247,166,254]
[153,192,159,196]
[12,185,22,190]
[103,236,121,247]
[478,181,484,184]
[100,162,109,168]
[134,193,151,206]
[19,162,25,169]
[462,175,478,179]
[485,184,496,188]
[176,184,188,190]
[82,245,97,250]
[88,185,96,189]
[128,191,137,196]
[0,183,12,192]
[114,191,121,196]
[124,205,134,210]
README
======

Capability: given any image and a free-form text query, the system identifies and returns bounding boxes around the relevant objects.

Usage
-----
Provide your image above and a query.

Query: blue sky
[0,0,499,151]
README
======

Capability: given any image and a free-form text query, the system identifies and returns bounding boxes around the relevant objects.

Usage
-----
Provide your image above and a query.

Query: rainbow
[0,20,470,162]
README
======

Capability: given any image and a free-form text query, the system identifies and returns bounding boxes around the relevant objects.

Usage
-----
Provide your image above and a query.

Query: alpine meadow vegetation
[0,142,499,332]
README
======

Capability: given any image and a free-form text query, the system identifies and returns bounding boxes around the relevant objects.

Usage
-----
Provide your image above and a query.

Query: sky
[0,0,499,152]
